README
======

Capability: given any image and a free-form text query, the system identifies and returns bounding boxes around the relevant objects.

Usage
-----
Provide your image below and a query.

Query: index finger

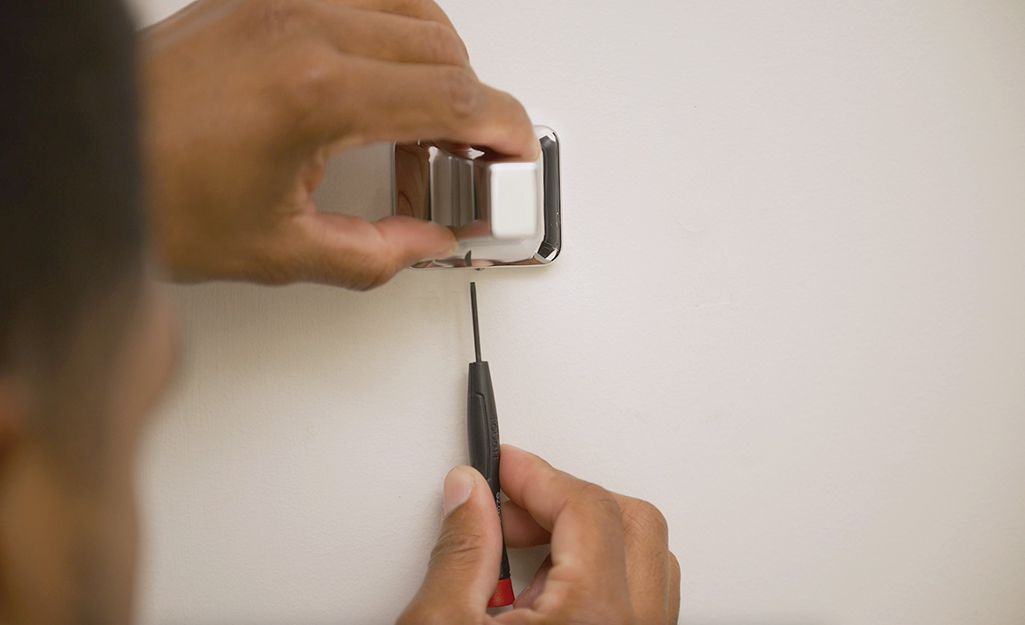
[498,445,629,590]
[324,0,460,32]
[322,0,469,63]
[308,57,540,160]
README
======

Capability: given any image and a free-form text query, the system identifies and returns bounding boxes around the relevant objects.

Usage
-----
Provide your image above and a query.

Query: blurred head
[0,0,176,622]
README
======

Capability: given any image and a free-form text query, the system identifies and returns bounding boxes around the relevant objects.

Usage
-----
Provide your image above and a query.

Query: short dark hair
[0,0,144,384]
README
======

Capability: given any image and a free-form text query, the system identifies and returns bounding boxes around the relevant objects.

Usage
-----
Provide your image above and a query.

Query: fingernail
[435,240,459,260]
[443,466,475,516]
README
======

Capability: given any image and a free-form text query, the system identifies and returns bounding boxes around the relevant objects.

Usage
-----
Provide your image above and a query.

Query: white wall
[132,1,1025,623]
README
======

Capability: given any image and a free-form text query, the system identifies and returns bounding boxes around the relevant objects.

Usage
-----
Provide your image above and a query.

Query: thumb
[397,466,503,625]
[302,212,457,289]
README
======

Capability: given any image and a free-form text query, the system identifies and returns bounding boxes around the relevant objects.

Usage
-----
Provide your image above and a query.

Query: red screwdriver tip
[487,578,515,608]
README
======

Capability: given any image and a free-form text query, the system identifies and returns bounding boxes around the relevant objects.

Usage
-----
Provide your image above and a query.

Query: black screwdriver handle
[467,360,511,583]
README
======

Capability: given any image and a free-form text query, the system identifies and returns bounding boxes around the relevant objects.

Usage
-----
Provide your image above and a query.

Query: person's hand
[398,445,681,624]
[141,0,538,289]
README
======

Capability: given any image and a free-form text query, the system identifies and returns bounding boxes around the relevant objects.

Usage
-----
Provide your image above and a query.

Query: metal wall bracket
[393,126,561,268]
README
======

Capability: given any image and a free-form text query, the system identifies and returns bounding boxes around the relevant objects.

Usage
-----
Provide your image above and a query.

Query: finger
[497,445,629,593]
[499,499,550,548]
[511,554,552,610]
[397,466,503,625]
[299,212,456,289]
[502,447,675,623]
[668,551,681,624]
[324,0,460,32]
[616,497,672,624]
[308,4,468,66]
[308,58,539,161]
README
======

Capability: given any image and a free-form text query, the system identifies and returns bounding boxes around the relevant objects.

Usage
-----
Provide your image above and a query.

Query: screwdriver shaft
[470,282,482,363]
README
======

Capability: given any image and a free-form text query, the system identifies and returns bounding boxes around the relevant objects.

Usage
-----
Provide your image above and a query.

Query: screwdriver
[467,282,514,608]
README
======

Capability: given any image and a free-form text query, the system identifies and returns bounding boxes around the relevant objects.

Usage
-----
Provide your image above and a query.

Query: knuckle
[630,499,669,543]
[437,67,480,122]
[243,250,303,285]
[247,0,312,40]
[429,525,488,570]
[420,22,467,65]
[572,482,622,519]
[395,0,429,14]
[272,46,342,127]
[351,257,396,290]
[308,254,393,291]
[299,238,396,291]
[325,227,405,291]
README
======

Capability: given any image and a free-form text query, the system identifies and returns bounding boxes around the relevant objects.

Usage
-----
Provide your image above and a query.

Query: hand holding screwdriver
[398,445,681,624]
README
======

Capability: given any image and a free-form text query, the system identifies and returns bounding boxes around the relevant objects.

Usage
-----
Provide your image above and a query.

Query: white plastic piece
[489,162,540,239]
